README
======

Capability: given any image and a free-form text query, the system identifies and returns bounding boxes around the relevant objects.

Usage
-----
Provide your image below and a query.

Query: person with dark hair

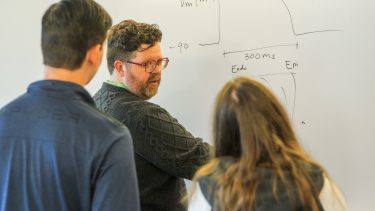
[93,19,212,211]
[0,1,139,210]
[188,76,346,211]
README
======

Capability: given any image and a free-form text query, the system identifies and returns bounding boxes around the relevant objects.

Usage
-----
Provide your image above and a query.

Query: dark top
[94,82,212,211]
[0,80,140,211]
[197,158,325,211]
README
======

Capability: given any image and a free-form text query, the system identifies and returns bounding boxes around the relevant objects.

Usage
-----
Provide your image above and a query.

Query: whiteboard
[1,0,374,210]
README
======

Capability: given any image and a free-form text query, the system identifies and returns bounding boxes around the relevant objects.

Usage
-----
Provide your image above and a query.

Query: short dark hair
[106,19,162,74]
[41,0,112,70]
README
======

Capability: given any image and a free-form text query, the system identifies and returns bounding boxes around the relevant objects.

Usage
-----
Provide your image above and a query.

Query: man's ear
[113,60,125,77]
[87,44,102,66]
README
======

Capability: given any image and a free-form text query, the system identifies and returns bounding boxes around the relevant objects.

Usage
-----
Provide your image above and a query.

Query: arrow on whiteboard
[223,42,298,57]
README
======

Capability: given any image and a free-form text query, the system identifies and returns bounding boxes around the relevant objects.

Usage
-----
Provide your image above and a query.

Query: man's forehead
[133,43,162,59]
[137,43,160,52]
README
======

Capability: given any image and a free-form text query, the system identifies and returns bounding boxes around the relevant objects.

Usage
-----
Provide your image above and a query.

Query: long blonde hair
[193,76,329,210]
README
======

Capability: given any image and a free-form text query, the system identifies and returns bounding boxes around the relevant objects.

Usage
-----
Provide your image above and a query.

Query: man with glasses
[0,1,139,211]
[94,19,212,211]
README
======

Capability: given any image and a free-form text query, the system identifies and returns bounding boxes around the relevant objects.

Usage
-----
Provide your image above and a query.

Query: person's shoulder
[81,103,126,130]
[196,159,234,192]
[83,106,133,150]
[95,84,169,115]
[0,93,29,119]
[0,93,27,109]
[127,99,165,111]
[122,99,170,119]
[144,101,170,114]
[69,100,128,139]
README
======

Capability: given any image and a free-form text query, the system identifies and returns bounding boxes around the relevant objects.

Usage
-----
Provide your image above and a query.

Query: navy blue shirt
[0,80,140,211]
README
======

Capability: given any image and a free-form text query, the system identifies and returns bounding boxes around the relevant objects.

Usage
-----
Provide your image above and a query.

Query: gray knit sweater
[94,83,212,211]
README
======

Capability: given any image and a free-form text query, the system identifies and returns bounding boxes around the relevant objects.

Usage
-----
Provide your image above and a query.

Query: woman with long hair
[188,76,345,211]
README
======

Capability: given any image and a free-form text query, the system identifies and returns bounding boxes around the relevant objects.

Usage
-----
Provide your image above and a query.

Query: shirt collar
[104,80,128,90]
[27,80,95,106]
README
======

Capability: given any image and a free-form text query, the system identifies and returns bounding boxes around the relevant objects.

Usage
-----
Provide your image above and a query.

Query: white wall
[1,0,374,210]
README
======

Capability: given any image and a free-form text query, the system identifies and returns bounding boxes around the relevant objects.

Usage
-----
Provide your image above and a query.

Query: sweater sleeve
[128,104,213,180]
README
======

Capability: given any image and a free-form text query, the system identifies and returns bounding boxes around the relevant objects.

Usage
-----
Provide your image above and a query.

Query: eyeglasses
[124,58,169,73]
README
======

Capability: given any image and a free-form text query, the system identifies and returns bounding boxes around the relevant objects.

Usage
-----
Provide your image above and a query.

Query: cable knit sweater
[94,82,212,211]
